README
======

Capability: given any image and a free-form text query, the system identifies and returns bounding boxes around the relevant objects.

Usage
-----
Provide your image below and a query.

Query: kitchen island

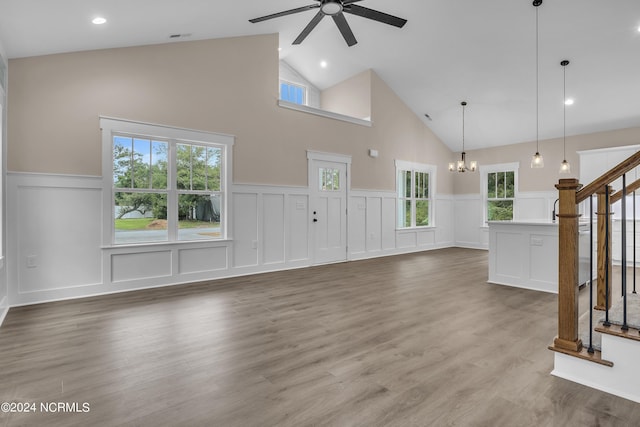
[488,220,560,293]
[488,220,590,293]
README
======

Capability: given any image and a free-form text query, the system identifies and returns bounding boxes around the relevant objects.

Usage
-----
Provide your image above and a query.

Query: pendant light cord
[536,6,539,152]
[462,104,465,152]
[563,63,566,160]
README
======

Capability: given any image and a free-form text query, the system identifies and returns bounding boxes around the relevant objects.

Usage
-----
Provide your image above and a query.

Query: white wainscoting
[7,173,104,305]
[348,191,454,260]
[6,174,456,307]
[454,194,486,249]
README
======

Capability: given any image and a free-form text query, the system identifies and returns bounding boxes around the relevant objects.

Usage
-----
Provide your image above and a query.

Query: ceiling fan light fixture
[321,1,343,16]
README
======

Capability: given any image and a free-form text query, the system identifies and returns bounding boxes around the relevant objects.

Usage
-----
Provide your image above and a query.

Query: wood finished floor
[1,248,640,427]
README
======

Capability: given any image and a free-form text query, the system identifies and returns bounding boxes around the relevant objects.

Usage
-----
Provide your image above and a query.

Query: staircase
[548,151,640,403]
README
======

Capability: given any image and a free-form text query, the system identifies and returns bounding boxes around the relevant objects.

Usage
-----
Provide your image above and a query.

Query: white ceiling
[1,0,639,151]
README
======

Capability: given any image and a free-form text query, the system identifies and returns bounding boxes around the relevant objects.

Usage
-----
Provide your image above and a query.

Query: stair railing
[552,150,640,354]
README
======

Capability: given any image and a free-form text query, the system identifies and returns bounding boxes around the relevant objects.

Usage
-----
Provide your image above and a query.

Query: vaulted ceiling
[1,0,639,151]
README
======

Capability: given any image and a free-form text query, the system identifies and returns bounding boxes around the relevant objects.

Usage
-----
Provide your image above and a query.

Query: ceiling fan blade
[343,4,407,28]
[342,0,364,4]
[293,11,325,45]
[332,13,357,47]
[249,4,320,23]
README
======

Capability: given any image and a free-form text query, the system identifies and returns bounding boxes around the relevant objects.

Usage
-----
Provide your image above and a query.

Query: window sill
[101,239,233,250]
[278,100,373,127]
[396,226,436,232]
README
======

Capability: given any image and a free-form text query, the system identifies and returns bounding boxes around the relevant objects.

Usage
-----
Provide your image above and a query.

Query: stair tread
[548,344,613,366]
[595,323,640,342]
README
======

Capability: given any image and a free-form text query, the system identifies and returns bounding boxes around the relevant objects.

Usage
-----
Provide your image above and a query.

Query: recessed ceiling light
[320,60,328,68]
[92,17,107,25]
[565,98,575,106]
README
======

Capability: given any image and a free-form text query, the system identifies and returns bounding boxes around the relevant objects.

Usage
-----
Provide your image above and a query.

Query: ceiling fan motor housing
[321,0,343,16]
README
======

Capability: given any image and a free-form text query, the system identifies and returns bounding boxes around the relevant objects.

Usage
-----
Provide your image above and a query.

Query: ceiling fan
[249,0,407,47]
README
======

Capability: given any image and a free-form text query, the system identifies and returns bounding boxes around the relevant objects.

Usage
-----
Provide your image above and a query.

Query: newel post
[554,178,583,352]
[596,186,613,310]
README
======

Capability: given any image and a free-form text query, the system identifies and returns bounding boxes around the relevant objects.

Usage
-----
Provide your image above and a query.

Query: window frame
[395,160,436,229]
[480,162,519,224]
[101,117,234,247]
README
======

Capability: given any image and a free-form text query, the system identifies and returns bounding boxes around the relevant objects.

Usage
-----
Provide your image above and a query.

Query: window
[396,160,435,228]
[319,167,340,191]
[101,118,233,245]
[280,81,306,105]
[481,163,518,222]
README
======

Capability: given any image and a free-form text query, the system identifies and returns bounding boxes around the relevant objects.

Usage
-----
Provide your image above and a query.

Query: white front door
[310,159,348,264]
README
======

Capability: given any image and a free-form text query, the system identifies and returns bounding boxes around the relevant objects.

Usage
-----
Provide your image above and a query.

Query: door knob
[313,218,318,222]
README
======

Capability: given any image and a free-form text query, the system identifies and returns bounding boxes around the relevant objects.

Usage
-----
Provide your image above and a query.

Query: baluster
[622,174,628,331]
[588,194,594,353]
[634,190,637,294]
[604,185,611,327]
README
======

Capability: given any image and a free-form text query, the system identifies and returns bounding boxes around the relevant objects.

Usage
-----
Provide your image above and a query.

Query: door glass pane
[319,167,340,191]
[332,169,340,190]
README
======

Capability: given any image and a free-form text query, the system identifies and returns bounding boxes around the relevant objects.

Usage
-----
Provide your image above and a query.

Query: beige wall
[453,126,640,194]
[7,34,454,194]
[320,70,371,120]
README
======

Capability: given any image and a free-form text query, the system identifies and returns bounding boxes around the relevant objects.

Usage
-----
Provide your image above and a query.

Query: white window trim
[395,160,437,229]
[480,162,519,225]
[100,117,234,247]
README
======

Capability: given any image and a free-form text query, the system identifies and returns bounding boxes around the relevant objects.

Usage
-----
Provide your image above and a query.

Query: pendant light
[449,101,477,172]
[559,60,571,174]
[531,0,544,168]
